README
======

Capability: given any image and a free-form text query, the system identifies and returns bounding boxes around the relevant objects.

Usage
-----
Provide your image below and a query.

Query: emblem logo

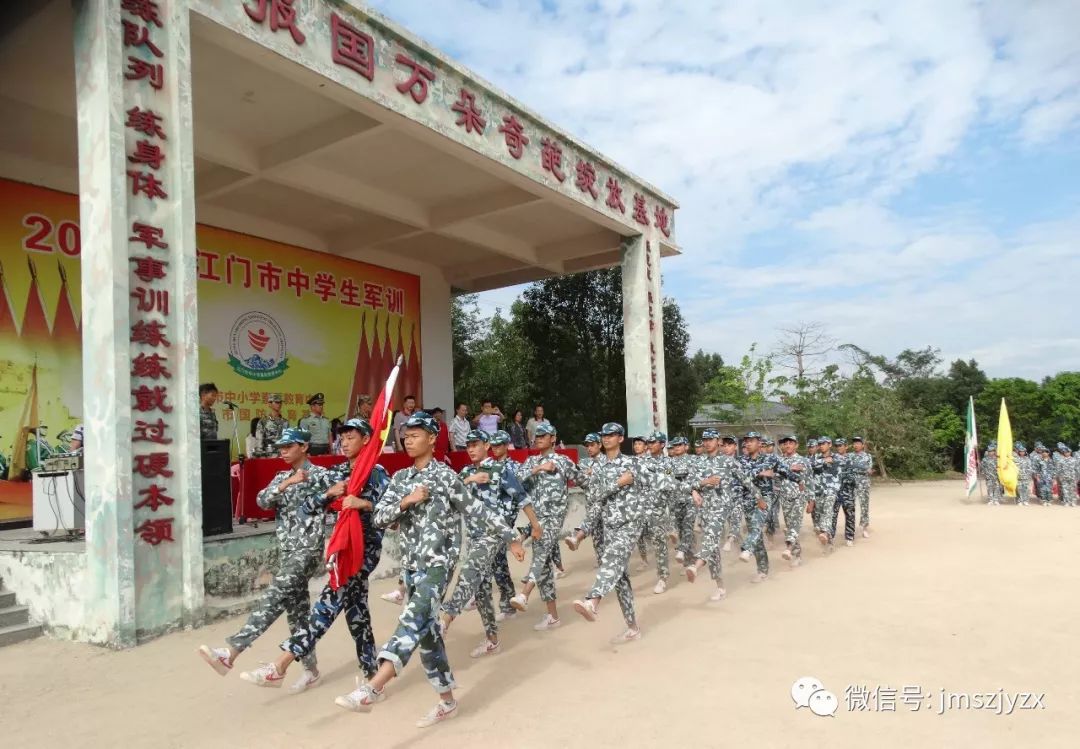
[228,311,288,380]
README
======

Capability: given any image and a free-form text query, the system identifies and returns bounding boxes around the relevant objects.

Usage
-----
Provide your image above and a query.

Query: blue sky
[366,0,1080,380]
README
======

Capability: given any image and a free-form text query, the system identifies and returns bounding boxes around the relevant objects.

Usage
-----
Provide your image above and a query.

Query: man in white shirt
[450,402,471,451]
[474,400,502,435]
[525,405,550,447]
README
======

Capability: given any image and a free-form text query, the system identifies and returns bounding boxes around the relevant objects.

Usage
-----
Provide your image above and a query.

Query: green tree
[1040,372,1080,444]
[974,378,1046,448]
[662,299,699,437]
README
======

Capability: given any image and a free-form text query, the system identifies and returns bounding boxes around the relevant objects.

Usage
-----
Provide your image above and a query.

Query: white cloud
[366,0,1080,379]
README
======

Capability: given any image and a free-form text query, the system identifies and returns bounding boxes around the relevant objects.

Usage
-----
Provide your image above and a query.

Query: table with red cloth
[232,448,579,522]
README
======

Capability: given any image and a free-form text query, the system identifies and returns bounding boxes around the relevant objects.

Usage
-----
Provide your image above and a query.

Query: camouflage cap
[339,417,373,436]
[744,430,762,440]
[779,434,798,443]
[693,439,703,447]
[807,438,819,447]
[851,436,864,443]
[466,429,491,444]
[599,422,625,436]
[701,429,720,440]
[535,423,558,437]
[1014,440,1025,451]
[818,436,833,444]
[987,441,997,449]
[404,411,439,434]
[1058,442,1071,453]
[72,424,84,442]
[274,427,312,447]
[835,437,848,446]
[582,432,601,444]
[267,393,283,403]
[489,430,512,446]
[761,436,774,446]
[653,430,668,443]
[669,436,688,447]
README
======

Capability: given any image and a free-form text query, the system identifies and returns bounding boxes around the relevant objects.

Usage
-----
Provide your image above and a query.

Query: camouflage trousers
[814,491,838,539]
[282,571,376,677]
[779,492,806,558]
[1016,477,1032,504]
[586,518,644,624]
[591,522,636,627]
[1060,478,1078,507]
[527,510,567,602]
[671,495,697,560]
[765,495,782,537]
[695,497,727,583]
[726,501,745,544]
[986,478,1003,505]
[491,544,517,614]
[443,535,501,639]
[1034,476,1052,503]
[226,551,320,670]
[739,500,770,574]
[854,480,871,526]
[832,488,856,542]
[638,509,670,580]
[377,566,455,693]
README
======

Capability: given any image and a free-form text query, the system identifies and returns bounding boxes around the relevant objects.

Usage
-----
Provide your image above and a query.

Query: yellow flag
[996,399,1018,497]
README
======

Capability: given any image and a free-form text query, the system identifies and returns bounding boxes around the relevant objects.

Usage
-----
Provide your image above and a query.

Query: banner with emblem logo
[0,178,422,521]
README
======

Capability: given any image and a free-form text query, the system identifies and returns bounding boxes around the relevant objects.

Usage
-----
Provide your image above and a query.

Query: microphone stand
[227,404,246,525]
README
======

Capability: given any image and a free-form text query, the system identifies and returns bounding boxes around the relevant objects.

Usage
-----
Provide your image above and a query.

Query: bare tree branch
[773,321,837,384]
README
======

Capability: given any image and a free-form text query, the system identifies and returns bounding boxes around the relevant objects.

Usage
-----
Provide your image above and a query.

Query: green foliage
[662,300,700,436]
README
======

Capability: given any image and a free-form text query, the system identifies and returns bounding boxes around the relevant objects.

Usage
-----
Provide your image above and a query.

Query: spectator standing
[432,407,451,460]
[474,399,503,435]
[391,394,418,451]
[450,403,471,451]
[525,404,550,447]
[508,409,528,450]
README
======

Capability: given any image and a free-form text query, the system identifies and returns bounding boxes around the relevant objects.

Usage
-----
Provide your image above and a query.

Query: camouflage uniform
[832,453,857,542]
[740,452,801,573]
[669,452,699,560]
[1032,447,1053,503]
[980,453,1003,504]
[776,453,811,558]
[281,463,388,677]
[518,451,583,601]
[490,455,524,613]
[811,450,844,538]
[225,460,330,669]
[1014,449,1033,504]
[693,453,754,580]
[373,459,515,692]
[580,453,646,624]
[638,453,676,581]
[1054,449,1078,507]
[200,406,218,440]
[255,414,290,454]
[574,454,635,625]
[442,458,530,639]
[847,450,873,527]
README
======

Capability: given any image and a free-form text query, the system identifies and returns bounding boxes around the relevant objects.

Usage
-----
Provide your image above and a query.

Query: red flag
[325,355,403,590]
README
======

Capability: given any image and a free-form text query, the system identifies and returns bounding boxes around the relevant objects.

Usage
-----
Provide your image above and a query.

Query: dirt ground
[2,480,1076,749]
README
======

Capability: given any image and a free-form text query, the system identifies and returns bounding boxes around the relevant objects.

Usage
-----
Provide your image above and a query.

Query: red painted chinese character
[384,287,404,315]
[133,418,172,444]
[226,254,251,287]
[135,517,174,545]
[134,484,174,511]
[605,177,625,213]
[653,205,671,238]
[128,140,164,170]
[130,222,167,250]
[339,277,361,306]
[286,266,310,297]
[331,12,373,81]
[238,408,251,421]
[313,272,336,301]
[197,250,221,281]
[394,53,435,104]
[497,115,529,159]
[632,194,649,226]
[132,352,171,379]
[121,19,163,57]
[134,451,173,479]
[451,89,486,134]
[575,161,599,199]
[363,282,384,309]
[121,0,163,27]
[127,170,168,200]
[540,138,565,182]
[132,385,172,413]
[257,261,282,293]
[244,0,305,45]
[131,255,168,283]
[131,320,170,347]
[125,107,166,139]
[131,286,169,315]
[125,56,164,89]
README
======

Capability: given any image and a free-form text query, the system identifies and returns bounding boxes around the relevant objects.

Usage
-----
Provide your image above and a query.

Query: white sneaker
[380,589,404,605]
[463,597,477,611]
[197,645,233,676]
[495,610,517,622]
[289,668,320,694]
[611,628,642,644]
[573,599,598,622]
[845,540,854,547]
[861,528,871,539]
[780,549,792,561]
[653,579,667,595]
[534,614,562,631]
[470,640,501,658]
[417,699,458,728]
[750,572,768,584]
[509,593,528,612]
[334,678,385,712]
[722,539,733,553]
[675,551,685,563]
[738,550,752,563]
[685,565,698,583]
[239,662,285,688]
[709,587,727,602]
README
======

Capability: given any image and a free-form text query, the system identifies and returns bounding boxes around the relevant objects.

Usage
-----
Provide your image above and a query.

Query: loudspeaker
[201,439,233,537]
